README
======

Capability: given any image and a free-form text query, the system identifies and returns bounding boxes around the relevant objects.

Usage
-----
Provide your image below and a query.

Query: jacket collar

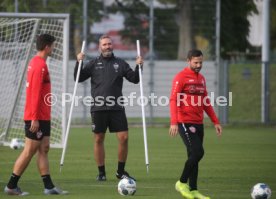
[184,66,198,75]
[100,53,115,60]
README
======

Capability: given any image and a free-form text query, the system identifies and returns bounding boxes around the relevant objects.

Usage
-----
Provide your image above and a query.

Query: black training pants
[178,123,204,191]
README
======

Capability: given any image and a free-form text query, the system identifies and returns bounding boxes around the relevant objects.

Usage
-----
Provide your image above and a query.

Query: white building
[248,0,263,46]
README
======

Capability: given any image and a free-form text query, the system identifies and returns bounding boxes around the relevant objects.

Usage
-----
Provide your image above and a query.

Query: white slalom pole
[136,40,149,173]
[60,41,86,172]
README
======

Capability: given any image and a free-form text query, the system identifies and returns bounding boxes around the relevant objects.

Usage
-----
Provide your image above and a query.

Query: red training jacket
[24,56,51,121]
[170,67,219,125]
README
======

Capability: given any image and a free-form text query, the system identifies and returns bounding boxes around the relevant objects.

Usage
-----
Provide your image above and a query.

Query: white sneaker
[44,187,68,195]
[4,186,29,196]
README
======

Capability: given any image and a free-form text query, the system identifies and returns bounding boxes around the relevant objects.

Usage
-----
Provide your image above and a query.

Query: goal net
[0,13,69,148]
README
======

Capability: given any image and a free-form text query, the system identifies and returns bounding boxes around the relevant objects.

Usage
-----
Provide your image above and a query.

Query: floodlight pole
[82,0,88,121]
[261,0,270,124]
[148,0,155,124]
[14,0,18,12]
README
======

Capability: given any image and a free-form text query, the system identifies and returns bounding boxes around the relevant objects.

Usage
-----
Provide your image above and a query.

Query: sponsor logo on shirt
[95,62,104,69]
[186,84,205,94]
[95,62,104,70]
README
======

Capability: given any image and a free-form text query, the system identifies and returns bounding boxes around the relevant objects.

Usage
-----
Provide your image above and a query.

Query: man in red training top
[169,49,222,199]
[4,34,67,196]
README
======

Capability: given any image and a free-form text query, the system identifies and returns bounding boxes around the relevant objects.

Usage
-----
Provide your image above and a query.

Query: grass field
[1,125,276,199]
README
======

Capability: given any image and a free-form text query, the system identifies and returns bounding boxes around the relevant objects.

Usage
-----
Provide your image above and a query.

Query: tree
[108,0,150,53]
[0,0,104,58]
[0,0,257,60]
[271,0,276,53]
[159,0,257,59]
[157,0,192,59]
[220,0,257,59]
[109,0,179,59]
[110,0,257,60]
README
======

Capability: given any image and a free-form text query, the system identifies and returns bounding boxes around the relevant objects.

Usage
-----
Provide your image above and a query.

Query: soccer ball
[251,183,272,199]
[9,138,23,150]
[118,178,136,196]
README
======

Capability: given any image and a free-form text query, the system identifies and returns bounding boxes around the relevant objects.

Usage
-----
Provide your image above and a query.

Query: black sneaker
[116,171,136,181]
[96,174,107,181]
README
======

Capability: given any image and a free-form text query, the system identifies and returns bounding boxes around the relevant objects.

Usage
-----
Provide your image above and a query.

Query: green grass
[1,126,276,199]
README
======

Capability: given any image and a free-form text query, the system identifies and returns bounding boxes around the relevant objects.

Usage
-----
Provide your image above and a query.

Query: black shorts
[24,120,51,140]
[91,110,128,133]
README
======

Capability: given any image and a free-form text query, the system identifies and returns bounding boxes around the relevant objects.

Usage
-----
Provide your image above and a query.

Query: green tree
[110,0,257,60]
[271,0,276,56]
[220,0,257,59]
[109,0,179,59]
[0,0,104,58]
[159,0,258,59]
[0,0,258,60]
[108,0,149,54]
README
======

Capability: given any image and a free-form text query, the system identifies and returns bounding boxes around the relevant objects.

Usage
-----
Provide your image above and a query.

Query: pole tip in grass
[60,164,63,173]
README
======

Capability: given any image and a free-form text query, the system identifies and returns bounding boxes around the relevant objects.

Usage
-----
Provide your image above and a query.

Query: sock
[180,179,188,184]
[7,173,20,189]
[98,165,105,175]
[117,162,125,174]
[41,174,55,189]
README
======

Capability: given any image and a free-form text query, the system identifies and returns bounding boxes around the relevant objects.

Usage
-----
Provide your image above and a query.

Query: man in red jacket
[169,49,222,199]
[4,34,67,196]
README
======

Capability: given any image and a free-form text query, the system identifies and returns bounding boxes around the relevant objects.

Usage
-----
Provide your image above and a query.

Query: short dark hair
[187,49,203,60]
[36,34,56,51]
[99,34,112,43]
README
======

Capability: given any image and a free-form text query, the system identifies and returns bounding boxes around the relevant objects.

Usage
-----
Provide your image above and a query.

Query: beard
[102,49,113,57]
[191,67,202,73]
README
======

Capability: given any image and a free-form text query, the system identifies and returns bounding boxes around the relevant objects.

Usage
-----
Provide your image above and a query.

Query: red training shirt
[170,67,219,125]
[24,56,51,121]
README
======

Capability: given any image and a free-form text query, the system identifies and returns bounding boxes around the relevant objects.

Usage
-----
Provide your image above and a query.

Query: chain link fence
[219,61,276,124]
[2,0,273,125]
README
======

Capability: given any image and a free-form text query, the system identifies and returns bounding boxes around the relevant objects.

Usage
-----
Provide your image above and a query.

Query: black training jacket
[74,54,140,112]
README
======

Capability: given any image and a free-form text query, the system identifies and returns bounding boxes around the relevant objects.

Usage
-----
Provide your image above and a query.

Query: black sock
[7,173,20,189]
[117,162,125,174]
[98,165,105,175]
[41,175,55,189]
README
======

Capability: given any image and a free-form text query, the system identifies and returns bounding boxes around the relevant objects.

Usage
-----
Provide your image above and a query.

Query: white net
[0,13,69,147]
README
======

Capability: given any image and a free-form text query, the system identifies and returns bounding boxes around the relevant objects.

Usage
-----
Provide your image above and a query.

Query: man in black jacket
[75,35,143,181]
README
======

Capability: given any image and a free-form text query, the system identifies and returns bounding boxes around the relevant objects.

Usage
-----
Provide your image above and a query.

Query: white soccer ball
[251,183,272,199]
[118,178,136,196]
[9,138,23,150]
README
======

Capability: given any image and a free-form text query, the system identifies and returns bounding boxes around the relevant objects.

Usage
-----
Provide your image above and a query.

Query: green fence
[226,62,276,124]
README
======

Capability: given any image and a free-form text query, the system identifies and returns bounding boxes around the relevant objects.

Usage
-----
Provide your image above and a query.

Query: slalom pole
[136,40,149,173]
[60,41,86,172]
